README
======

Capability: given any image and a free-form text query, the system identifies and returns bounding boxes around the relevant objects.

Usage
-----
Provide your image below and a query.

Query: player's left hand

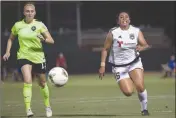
[99,66,105,80]
[37,34,45,42]
[136,45,152,52]
[136,45,143,52]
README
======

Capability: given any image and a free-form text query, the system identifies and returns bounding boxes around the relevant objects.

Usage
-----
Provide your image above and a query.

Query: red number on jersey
[117,41,123,47]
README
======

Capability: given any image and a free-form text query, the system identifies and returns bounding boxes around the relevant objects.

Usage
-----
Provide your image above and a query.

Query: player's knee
[123,91,133,97]
[23,78,32,84]
[39,80,46,88]
[136,85,145,93]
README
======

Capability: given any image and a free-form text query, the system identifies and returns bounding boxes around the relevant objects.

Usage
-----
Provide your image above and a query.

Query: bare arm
[3,33,16,61]
[6,33,15,53]
[41,31,54,44]
[137,30,151,51]
[99,32,113,79]
[100,32,113,67]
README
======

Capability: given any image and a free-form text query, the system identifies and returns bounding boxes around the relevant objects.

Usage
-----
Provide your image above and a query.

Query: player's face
[118,12,130,27]
[23,5,36,21]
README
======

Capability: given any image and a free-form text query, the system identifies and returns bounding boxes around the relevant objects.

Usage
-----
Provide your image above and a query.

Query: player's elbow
[50,37,55,44]
[47,38,54,44]
[145,44,149,48]
[51,40,54,44]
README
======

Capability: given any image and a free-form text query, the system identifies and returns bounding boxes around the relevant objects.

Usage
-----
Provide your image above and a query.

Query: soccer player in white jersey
[3,2,54,117]
[99,11,150,116]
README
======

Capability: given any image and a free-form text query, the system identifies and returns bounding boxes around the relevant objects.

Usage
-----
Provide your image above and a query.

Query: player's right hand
[3,52,10,61]
[99,66,105,80]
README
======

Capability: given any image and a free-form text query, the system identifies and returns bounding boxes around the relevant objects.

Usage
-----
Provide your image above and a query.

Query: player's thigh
[129,59,145,92]
[118,79,134,96]
[113,67,134,96]
[18,59,33,83]
[33,62,47,86]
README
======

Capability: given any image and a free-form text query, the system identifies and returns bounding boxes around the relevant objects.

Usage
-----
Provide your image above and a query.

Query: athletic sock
[23,83,32,112]
[138,89,148,111]
[40,83,50,107]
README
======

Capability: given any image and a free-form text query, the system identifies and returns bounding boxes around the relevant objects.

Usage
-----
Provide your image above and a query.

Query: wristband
[100,62,105,67]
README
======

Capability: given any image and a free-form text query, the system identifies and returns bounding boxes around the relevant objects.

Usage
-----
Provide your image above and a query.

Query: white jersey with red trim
[108,25,140,65]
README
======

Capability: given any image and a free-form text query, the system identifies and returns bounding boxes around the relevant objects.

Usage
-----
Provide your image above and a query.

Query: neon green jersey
[11,19,47,64]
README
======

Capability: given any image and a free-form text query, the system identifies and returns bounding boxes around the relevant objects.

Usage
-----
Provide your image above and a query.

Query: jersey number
[114,72,120,80]
[41,62,46,69]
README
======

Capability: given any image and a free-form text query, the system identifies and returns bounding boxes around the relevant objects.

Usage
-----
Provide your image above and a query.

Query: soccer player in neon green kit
[3,2,54,117]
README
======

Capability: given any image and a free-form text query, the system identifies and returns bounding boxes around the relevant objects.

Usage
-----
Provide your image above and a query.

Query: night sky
[1,1,175,33]
[80,1,175,28]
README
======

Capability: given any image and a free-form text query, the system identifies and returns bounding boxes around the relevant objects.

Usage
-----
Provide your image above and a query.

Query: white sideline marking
[3,95,175,107]
[4,95,175,104]
[154,110,173,113]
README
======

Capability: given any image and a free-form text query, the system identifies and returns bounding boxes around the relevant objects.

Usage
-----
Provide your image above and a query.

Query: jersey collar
[23,19,36,24]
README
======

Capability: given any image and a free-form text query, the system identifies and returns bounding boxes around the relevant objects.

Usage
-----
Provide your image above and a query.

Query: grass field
[1,72,175,118]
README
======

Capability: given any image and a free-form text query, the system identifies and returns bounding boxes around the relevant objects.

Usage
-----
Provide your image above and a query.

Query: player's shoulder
[34,19,48,28]
[13,19,24,26]
[129,25,141,34]
[130,25,140,31]
[34,19,45,25]
[109,26,120,33]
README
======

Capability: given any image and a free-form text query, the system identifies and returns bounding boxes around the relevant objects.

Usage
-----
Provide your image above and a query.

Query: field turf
[1,72,175,118]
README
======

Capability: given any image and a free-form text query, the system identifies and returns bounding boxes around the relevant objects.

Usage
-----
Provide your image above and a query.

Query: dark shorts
[17,59,46,73]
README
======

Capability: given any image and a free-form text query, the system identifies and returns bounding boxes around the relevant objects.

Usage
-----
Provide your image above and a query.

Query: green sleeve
[40,22,48,34]
[11,23,17,36]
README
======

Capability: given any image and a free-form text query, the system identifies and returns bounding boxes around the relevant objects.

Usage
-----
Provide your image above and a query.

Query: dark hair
[116,10,131,19]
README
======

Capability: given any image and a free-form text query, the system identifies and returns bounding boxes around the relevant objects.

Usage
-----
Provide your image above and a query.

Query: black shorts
[109,56,140,67]
[17,59,46,73]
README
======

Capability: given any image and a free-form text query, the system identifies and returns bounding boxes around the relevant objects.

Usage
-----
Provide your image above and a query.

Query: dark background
[1,1,175,74]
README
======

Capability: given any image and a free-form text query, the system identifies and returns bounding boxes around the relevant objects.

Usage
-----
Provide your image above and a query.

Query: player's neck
[24,18,34,24]
[120,25,130,30]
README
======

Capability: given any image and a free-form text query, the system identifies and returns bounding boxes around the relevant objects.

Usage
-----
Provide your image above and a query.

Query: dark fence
[1,34,173,74]
[57,48,173,74]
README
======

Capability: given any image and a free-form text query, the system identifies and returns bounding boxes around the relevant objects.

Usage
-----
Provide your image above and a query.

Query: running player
[99,11,150,116]
[3,2,54,117]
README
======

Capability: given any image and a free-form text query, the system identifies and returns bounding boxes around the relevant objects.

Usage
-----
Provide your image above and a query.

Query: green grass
[1,73,175,118]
